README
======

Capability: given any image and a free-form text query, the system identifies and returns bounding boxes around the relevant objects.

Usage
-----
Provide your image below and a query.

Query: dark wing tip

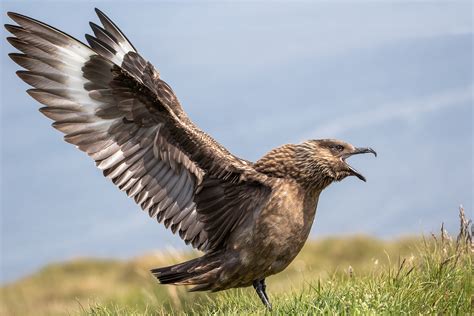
[84,33,98,48]
[7,11,35,24]
[16,69,29,76]
[6,36,21,45]
[25,88,39,98]
[7,11,19,19]
[84,33,94,41]
[88,21,106,37]
[94,8,112,24]
[93,7,137,52]
[84,33,97,44]
[94,8,112,26]
[8,52,24,62]
[15,70,32,82]
[94,8,105,17]
[89,21,99,30]
[4,24,22,33]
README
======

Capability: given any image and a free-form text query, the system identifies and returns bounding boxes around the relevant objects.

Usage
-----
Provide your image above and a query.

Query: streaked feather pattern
[6,9,272,252]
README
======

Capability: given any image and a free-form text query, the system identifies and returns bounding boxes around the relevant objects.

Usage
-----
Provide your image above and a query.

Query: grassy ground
[1,208,472,315]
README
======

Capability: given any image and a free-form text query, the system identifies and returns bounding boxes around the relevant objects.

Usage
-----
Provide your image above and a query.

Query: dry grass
[1,207,471,315]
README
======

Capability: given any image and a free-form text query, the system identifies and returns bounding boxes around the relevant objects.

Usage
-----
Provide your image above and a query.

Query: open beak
[341,147,377,182]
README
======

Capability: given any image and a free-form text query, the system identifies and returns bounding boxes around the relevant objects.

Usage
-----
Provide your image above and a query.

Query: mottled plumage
[5,9,376,309]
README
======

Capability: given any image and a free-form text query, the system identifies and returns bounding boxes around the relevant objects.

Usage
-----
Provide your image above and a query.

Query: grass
[1,207,472,315]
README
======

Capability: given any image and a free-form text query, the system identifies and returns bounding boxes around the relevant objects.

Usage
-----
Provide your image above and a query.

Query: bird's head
[295,139,377,188]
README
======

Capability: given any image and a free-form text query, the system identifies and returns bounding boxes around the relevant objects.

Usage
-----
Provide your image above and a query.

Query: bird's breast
[232,179,321,276]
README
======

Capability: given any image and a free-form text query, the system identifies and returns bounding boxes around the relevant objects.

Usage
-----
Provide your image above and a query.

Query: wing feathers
[94,8,136,53]
[6,9,272,253]
[89,22,121,53]
[85,34,121,65]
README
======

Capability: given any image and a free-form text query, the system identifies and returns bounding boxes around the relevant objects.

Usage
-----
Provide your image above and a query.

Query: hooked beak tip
[368,147,377,157]
[354,147,377,157]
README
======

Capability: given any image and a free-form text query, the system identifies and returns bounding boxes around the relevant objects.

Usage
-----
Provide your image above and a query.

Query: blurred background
[1,0,472,285]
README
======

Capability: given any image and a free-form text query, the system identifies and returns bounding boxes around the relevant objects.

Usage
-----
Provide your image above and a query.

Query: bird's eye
[331,145,344,152]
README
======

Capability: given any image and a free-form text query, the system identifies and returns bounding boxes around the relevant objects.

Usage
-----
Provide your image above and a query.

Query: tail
[151,253,223,291]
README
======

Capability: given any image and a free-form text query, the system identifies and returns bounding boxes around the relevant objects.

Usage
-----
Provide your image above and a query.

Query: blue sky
[1,1,472,284]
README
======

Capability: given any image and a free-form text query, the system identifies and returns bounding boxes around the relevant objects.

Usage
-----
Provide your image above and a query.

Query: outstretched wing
[5,9,272,252]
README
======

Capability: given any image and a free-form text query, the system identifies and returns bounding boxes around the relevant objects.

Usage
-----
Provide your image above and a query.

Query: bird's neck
[254,144,333,190]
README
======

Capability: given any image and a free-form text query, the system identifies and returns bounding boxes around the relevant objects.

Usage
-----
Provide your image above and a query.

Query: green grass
[2,208,472,315]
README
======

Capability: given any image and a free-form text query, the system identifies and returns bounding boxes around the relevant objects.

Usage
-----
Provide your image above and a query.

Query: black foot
[253,279,272,310]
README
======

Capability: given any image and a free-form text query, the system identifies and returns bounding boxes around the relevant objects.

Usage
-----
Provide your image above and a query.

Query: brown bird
[5,9,376,309]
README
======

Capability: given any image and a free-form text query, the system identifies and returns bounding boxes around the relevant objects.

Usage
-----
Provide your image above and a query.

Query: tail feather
[152,266,200,284]
[151,253,223,289]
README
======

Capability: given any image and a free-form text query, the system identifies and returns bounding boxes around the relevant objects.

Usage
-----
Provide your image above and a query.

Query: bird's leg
[253,279,272,310]
[261,278,270,303]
